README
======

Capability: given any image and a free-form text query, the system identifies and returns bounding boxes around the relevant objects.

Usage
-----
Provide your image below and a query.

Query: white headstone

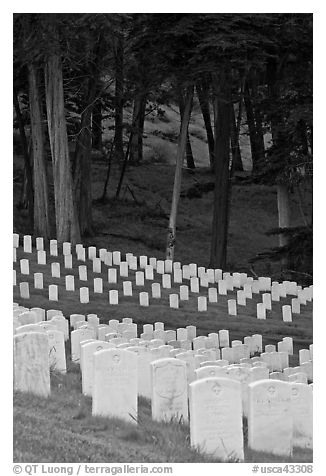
[62,241,71,255]
[109,290,119,305]
[49,285,58,301]
[151,283,161,299]
[139,292,149,307]
[94,278,103,294]
[208,287,218,303]
[20,259,29,275]
[290,383,313,449]
[169,294,179,309]
[92,348,137,423]
[80,287,89,304]
[135,271,145,286]
[179,285,189,301]
[23,235,32,253]
[151,358,188,422]
[14,332,50,397]
[282,305,292,322]
[228,299,237,316]
[81,341,114,396]
[34,272,43,289]
[71,328,95,362]
[123,281,133,296]
[37,250,46,265]
[50,239,58,256]
[189,377,244,461]
[162,274,171,289]
[47,330,66,373]
[248,379,293,457]
[65,275,75,291]
[79,265,87,281]
[198,296,207,312]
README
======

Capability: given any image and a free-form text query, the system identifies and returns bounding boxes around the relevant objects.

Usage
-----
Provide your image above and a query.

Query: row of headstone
[14,235,313,306]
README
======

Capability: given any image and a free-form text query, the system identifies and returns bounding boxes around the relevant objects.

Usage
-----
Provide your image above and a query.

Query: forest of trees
[13,13,313,279]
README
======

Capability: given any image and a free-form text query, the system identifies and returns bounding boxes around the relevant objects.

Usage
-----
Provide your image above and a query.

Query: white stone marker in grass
[93,278,103,294]
[81,341,114,396]
[299,362,313,381]
[87,246,96,260]
[37,250,46,265]
[107,268,117,284]
[282,305,292,322]
[299,349,311,365]
[62,242,71,255]
[79,265,87,281]
[182,265,191,280]
[165,259,173,273]
[112,251,121,265]
[149,257,157,269]
[262,293,272,310]
[236,290,246,306]
[47,329,66,373]
[20,259,29,275]
[79,287,89,304]
[99,248,107,261]
[214,268,223,282]
[179,285,189,301]
[13,233,19,248]
[200,275,209,288]
[77,247,86,262]
[35,236,43,251]
[243,283,252,299]
[109,290,119,305]
[92,348,137,423]
[135,271,145,286]
[151,283,161,298]
[139,255,147,268]
[122,280,132,296]
[139,292,149,307]
[228,299,237,316]
[218,280,227,295]
[71,328,95,362]
[154,322,164,331]
[309,344,313,360]
[189,377,244,461]
[63,254,72,269]
[297,289,307,305]
[165,329,176,343]
[48,285,58,301]
[173,268,183,283]
[51,262,60,278]
[186,325,196,341]
[219,329,230,348]
[248,366,269,383]
[50,239,58,256]
[248,379,293,457]
[47,309,63,320]
[282,337,293,355]
[23,235,32,253]
[65,275,75,291]
[30,307,46,322]
[14,332,50,397]
[162,274,171,289]
[193,336,207,351]
[176,328,188,341]
[92,257,101,274]
[33,272,43,290]
[118,261,128,278]
[208,287,218,303]
[265,344,276,353]
[50,315,69,340]
[19,282,30,299]
[198,296,207,312]
[13,247,17,262]
[145,265,154,280]
[290,383,313,449]
[251,280,260,294]
[257,303,266,320]
[291,298,301,314]
[188,263,197,277]
[271,283,280,301]
[190,277,199,293]
[251,334,263,353]
[169,293,179,309]
[151,358,188,422]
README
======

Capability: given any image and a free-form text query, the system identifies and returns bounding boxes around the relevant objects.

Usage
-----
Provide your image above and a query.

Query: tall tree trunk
[268,58,291,265]
[230,103,243,173]
[210,73,231,269]
[92,97,102,150]
[244,79,259,171]
[129,92,147,165]
[178,88,195,169]
[73,104,94,236]
[45,54,80,244]
[28,63,50,238]
[196,80,215,171]
[186,132,195,169]
[113,35,124,162]
[13,87,34,226]
[166,85,194,260]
